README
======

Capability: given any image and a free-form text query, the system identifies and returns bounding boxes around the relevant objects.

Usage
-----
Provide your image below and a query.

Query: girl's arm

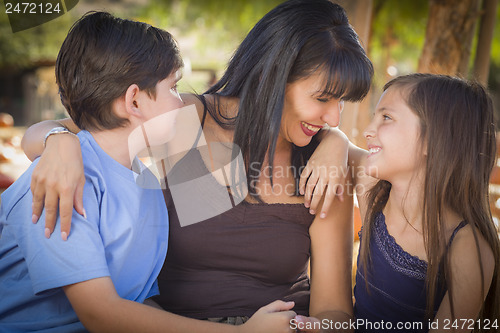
[64,277,297,333]
[21,118,85,240]
[430,226,495,332]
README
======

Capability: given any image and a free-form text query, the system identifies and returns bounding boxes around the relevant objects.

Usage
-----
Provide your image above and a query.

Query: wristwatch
[43,126,79,147]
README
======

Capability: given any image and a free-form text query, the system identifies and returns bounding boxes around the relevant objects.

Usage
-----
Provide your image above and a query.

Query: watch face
[53,127,68,133]
[44,127,74,147]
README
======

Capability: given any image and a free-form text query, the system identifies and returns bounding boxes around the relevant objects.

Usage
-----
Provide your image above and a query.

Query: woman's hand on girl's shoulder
[299,129,349,219]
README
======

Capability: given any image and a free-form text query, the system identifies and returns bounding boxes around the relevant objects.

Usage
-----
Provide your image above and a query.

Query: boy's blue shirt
[0,130,169,332]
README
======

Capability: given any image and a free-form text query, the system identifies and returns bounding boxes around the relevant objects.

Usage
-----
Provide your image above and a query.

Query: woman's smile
[300,121,323,136]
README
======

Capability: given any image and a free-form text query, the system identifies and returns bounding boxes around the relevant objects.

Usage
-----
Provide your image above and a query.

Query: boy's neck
[90,128,136,170]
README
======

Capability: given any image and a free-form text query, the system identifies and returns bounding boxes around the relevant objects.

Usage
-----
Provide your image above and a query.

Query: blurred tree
[344,0,429,145]
[418,0,481,75]
[473,0,498,85]
[370,0,429,84]
[335,0,374,144]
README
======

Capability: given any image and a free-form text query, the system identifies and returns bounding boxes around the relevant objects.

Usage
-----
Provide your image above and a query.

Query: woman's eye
[317,98,330,103]
[383,114,392,120]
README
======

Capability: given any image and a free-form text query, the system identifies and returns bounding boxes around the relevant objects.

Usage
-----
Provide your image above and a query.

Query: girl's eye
[382,114,392,121]
[317,98,330,103]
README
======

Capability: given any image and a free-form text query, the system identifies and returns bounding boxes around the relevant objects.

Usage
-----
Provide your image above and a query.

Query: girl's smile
[367,144,382,157]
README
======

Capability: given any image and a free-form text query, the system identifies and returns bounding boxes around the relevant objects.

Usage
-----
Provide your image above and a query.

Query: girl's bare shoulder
[448,223,495,279]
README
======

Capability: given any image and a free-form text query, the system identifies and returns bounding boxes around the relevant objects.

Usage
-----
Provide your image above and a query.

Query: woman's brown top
[153,147,314,319]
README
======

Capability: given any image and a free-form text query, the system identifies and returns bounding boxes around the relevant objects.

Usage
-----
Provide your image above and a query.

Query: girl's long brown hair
[359,74,500,328]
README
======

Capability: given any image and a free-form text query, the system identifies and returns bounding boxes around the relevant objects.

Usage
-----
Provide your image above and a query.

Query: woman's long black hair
[205,0,373,200]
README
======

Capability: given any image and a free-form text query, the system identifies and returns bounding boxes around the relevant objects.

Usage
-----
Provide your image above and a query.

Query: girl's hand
[240,300,296,333]
[31,133,85,241]
[299,129,349,218]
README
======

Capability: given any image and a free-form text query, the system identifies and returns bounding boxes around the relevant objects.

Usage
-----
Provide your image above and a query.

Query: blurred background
[1,0,500,226]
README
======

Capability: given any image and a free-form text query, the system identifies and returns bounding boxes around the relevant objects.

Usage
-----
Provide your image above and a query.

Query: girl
[350,74,499,332]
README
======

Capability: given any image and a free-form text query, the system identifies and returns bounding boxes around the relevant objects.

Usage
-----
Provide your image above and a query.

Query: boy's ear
[124,84,143,118]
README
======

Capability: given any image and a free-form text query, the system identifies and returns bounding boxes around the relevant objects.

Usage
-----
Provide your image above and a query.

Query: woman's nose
[322,100,344,127]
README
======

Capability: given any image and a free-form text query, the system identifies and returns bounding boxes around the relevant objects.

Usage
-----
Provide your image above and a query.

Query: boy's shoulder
[77,130,129,185]
[0,160,36,212]
[79,130,160,190]
[77,131,106,178]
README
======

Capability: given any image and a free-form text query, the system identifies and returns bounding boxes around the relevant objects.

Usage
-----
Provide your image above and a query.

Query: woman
[22,0,373,329]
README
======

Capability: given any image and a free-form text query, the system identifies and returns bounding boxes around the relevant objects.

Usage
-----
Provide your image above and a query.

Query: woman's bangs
[318,50,372,102]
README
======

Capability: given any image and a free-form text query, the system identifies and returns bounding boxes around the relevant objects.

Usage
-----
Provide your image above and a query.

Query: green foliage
[369,0,429,87]
[0,9,73,69]
[137,0,282,70]
[490,3,500,67]
[140,0,281,38]
[1,0,498,90]
[487,5,500,99]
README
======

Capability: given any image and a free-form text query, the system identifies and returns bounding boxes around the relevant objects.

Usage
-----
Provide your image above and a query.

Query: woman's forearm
[347,141,368,184]
[21,118,79,161]
[319,128,368,188]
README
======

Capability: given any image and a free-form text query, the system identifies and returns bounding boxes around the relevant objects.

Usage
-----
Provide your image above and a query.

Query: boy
[0,12,295,332]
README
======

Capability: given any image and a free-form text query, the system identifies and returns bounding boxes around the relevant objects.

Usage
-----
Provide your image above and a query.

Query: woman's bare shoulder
[179,93,225,124]
[180,93,204,116]
[179,93,220,134]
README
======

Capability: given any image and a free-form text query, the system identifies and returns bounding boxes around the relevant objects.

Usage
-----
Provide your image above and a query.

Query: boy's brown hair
[56,11,182,130]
